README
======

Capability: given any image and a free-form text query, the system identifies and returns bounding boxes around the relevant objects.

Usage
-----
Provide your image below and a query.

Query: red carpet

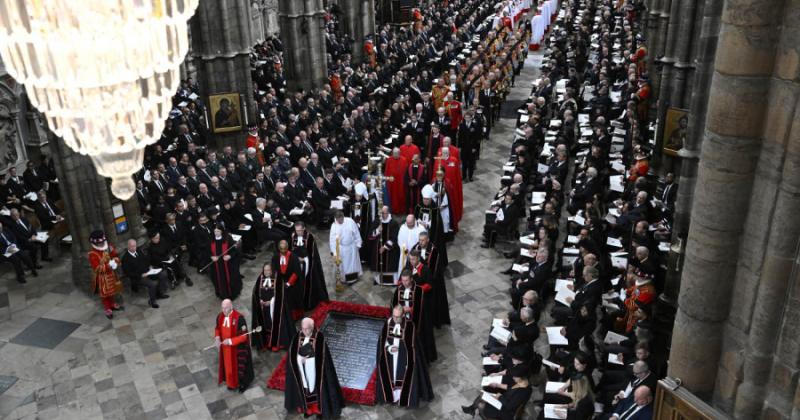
[266,300,391,406]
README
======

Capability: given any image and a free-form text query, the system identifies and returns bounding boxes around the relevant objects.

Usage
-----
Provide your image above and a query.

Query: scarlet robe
[399,143,421,164]
[215,310,255,390]
[431,155,463,231]
[385,156,409,214]
[246,133,265,165]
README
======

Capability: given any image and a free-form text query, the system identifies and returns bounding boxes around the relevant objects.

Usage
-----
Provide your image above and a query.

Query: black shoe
[105,313,113,319]
[461,405,477,416]
[42,257,53,262]
[17,277,26,284]
[131,286,140,293]
[149,300,160,309]
[157,294,170,299]
[482,344,491,350]
[185,277,194,287]
[31,270,38,277]
[35,264,43,269]
[503,252,515,259]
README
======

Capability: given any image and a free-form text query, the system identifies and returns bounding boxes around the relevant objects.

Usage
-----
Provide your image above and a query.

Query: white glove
[222,339,232,346]
[109,260,118,270]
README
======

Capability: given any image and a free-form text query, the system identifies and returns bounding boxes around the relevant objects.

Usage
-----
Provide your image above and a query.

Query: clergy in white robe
[395,215,426,282]
[329,211,362,283]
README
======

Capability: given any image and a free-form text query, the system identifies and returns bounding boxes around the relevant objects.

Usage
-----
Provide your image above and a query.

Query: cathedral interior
[0,0,798,419]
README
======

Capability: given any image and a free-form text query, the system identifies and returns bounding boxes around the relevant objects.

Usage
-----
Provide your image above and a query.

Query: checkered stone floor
[0,53,546,420]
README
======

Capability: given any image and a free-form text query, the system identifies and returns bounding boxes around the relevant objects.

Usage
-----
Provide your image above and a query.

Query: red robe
[399,143,421,163]
[215,310,250,389]
[431,155,463,230]
[246,134,265,165]
[88,246,122,298]
[385,156,409,214]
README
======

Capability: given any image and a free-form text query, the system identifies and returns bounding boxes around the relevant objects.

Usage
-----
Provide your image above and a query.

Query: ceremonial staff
[201,326,262,351]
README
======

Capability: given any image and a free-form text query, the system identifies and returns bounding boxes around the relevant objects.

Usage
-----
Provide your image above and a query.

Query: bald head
[634,386,652,406]
[221,299,233,315]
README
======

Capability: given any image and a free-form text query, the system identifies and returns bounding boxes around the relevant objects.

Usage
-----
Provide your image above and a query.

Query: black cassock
[376,317,434,407]
[291,231,329,311]
[347,198,372,264]
[412,242,451,327]
[369,218,400,285]
[285,330,345,419]
[414,202,449,267]
[391,283,437,362]
[209,236,242,300]
[271,251,303,319]
[405,163,427,213]
[250,273,293,351]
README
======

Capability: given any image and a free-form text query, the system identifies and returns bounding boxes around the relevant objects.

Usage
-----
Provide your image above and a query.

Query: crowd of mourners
[465,0,674,417]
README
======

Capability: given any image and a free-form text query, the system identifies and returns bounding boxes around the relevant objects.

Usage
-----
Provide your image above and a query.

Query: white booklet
[545,381,567,394]
[546,327,568,345]
[490,326,512,343]
[481,392,503,410]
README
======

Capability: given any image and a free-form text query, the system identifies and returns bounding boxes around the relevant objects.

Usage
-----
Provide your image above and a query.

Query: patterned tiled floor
[0,52,545,420]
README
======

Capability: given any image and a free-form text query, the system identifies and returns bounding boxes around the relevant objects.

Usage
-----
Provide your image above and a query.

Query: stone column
[340,0,376,63]
[660,0,722,303]
[667,0,783,398]
[191,0,256,148]
[48,137,143,289]
[279,0,328,92]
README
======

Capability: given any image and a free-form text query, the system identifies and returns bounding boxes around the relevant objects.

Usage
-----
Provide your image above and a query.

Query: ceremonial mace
[201,326,263,351]
[198,240,241,274]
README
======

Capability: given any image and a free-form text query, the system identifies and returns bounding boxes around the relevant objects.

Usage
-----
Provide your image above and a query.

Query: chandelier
[0,0,198,199]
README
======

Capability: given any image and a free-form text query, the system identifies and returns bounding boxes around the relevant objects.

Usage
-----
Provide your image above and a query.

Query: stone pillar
[48,137,143,289]
[191,0,256,147]
[667,0,783,399]
[340,0,376,63]
[279,0,328,92]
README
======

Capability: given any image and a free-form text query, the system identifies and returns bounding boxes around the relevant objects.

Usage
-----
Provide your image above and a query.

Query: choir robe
[285,330,345,419]
[391,282,437,362]
[412,242,451,328]
[384,156,409,214]
[432,156,463,231]
[396,222,426,282]
[329,217,363,280]
[291,231,329,311]
[250,273,292,351]
[414,202,449,267]
[210,236,242,300]
[405,164,427,214]
[272,251,303,319]
[215,310,255,391]
[368,217,400,285]
[376,316,434,407]
[346,198,371,265]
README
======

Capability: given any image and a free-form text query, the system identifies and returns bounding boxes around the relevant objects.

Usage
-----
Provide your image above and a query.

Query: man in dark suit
[569,167,600,214]
[509,248,551,307]
[33,190,63,232]
[121,238,169,308]
[552,266,604,325]
[608,384,654,420]
[23,161,45,193]
[457,111,481,182]
[155,220,193,287]
[0,219,37,283]
[8,208,49,265]
[660,172,678,218]
[481,194,521,248]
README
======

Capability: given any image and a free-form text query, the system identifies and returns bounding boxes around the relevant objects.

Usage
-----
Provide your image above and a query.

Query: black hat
[89,230,106,245]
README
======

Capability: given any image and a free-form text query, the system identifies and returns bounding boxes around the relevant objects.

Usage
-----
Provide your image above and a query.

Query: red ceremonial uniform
[444,100,462,131]
[88,246,122,312]
[215,310,250,389]
[385,155,410,214]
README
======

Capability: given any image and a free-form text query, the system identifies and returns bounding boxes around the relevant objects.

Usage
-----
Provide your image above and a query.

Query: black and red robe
[284,330,345,419]
[414,202,449,267]
[405,163,427,214]
[210,236,242,300]
[215,310,255,391]
[271,250,303,319]
[291,231,329,311]
[250,273,292,352]
[412,241,451,328]
[376,317,434,407]
[391,282,437,362]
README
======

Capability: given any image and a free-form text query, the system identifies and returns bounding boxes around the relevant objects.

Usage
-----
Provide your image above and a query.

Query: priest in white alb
[329,211,362,284]
[395,215,426,283]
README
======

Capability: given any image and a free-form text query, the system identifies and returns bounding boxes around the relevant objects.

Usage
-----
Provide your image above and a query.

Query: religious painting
[208,92,243,134]
[0,95,27,173]
[662,107,688,157]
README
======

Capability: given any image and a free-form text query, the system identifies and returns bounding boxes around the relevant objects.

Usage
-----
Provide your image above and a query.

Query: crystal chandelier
[0,0,198,199]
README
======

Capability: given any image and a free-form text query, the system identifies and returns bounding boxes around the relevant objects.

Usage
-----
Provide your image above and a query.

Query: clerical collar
[381,215,391,223]
[214,235,222,240]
